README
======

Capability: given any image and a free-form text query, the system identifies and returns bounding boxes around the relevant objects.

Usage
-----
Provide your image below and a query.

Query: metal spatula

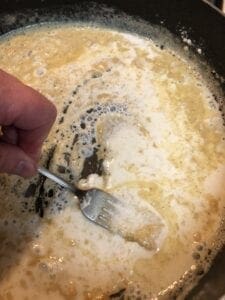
[38,166,166,250]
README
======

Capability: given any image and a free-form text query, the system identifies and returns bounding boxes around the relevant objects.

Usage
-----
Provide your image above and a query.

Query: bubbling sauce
[0,24,225,299]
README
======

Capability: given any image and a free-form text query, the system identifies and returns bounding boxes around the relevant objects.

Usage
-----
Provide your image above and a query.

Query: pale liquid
[0,24,225,299]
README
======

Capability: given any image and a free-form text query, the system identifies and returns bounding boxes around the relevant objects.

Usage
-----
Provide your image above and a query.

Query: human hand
[0,70,57,177]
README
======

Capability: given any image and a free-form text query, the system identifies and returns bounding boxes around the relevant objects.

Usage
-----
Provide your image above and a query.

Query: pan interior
[0,20,225,300]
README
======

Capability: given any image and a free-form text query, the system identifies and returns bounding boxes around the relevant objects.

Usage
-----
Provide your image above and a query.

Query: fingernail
[15,160,36,177]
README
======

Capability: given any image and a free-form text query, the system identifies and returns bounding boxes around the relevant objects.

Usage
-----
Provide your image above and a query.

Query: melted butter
[0,24,224,299]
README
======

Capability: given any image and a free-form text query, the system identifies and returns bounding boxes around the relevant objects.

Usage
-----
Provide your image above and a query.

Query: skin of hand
[0,69,57,177]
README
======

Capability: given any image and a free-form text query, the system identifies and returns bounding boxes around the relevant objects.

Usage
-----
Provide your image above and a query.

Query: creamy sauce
[0,24,225,299]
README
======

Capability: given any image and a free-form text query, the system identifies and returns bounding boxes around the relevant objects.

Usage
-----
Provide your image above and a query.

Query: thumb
[0,143,37,177]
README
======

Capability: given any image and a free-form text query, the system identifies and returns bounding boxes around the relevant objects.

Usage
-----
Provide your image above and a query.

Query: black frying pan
[0,1,224,299]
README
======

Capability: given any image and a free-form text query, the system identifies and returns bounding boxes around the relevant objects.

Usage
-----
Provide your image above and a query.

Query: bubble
[123,284,154,300]
[70,102,128,164]
[196,244,203,251]
[192,252,201,260]
[35,66,46,77]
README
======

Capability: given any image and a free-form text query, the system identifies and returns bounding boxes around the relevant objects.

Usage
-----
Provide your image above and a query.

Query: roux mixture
[0,24,225,299]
